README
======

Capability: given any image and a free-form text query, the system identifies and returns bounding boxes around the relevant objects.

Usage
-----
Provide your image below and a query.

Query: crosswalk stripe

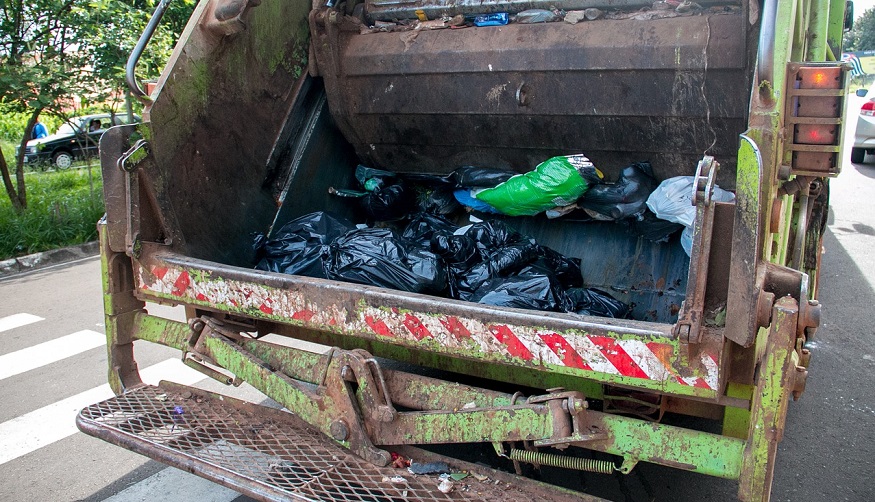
[100,466,241,502]
[0,358,204,466]
[0,330,106,381]
[0,313,44,333]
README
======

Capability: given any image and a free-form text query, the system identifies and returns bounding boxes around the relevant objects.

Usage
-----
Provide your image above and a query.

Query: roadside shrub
[0,104,63,142]
[0,169,104,259]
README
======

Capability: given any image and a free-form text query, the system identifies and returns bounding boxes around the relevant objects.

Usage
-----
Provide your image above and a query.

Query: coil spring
[508,448,615,475]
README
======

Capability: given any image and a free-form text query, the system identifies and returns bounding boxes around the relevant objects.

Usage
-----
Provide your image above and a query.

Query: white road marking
[100,466,240,502]
[0,330,106,381]
[0,313,44,333]
[0,358,204,466]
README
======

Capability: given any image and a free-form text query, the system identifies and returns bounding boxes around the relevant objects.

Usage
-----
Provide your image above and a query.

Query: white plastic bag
[646,176,735,256]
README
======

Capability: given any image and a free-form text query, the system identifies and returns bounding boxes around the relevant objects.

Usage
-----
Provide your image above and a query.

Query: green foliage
[0,103,62,142]
[845,8,875,51]
[77,0,195,103]
[0,169,105,259]
[1,139,17,168]
[0,0,83,111]
[0,0,193,210]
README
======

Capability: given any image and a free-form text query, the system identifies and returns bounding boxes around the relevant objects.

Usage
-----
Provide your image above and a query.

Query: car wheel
[851,147,866,164]
[53,151,73,170]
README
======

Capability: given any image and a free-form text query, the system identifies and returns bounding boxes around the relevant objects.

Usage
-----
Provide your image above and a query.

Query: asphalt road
[0,102,873,502]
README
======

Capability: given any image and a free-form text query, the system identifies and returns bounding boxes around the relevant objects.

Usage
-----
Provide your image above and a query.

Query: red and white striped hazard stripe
[357,306,719,391]
[138,264,719,391]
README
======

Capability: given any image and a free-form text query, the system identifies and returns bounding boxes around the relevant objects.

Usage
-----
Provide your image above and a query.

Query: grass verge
[0,167,104,260]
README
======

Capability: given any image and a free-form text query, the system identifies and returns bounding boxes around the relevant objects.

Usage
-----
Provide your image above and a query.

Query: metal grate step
[77,383,599,502]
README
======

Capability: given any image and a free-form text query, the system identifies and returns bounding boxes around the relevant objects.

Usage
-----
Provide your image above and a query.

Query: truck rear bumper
[132,246,725,401]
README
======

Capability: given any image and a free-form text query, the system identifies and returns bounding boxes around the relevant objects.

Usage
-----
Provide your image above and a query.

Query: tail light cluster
[861,101,875,117]
[783,63,849,177]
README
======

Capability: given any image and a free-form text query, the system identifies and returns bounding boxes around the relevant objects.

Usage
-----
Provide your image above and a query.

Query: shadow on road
[771,225,875,502]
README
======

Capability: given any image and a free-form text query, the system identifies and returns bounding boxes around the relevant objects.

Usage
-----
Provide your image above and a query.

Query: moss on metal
[250,0,310,77]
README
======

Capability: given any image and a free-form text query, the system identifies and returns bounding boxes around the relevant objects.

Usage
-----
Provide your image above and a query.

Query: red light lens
[795,124,836,145]
[798,67,841,89]
[862,101,875,117]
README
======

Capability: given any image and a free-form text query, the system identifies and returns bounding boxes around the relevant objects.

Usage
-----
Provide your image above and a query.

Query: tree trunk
[10,108,44,210]
[0,143,23,212]
[0,107,41,212]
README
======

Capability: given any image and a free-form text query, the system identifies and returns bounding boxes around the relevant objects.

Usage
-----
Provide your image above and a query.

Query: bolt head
[569,398,588,413]
[375,407,396,423]
[329,420,349,441]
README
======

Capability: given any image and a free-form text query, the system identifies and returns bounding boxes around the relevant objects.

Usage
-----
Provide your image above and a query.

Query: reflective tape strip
[139,264,719,390]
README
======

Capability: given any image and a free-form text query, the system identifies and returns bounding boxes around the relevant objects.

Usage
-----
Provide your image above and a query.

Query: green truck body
[78,0,852,499]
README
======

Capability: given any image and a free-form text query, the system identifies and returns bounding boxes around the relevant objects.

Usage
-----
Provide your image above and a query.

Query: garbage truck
[77,0,852,499]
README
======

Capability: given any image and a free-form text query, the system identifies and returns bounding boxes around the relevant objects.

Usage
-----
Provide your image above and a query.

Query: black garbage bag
[415,185,461,215]
[565,288,630,318]
[430,231,479,266]
[579,162,657,220]
[450,166,516,188]
[629,210,684,242]
[451,239,540,300]
[355,165,397,192]
[407,247,447,294]
[539,247,583,289]
[327,228,446,294]
[361,184,416,221]
[465,220,525,254]
[472,274,565,311]
[485,240,540,275]
[255,212,353,278]
[401,213,459,243]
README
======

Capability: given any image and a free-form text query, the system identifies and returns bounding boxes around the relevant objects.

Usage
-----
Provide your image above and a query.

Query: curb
[0,241,99,279]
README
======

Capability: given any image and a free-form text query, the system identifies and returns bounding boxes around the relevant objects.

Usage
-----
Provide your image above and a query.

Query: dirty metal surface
[77,384,596,502]
[145,0,317,267]
[132,251,724,399]
[99,125,139,253]
[509,216,690,324]
[316,12,749,188]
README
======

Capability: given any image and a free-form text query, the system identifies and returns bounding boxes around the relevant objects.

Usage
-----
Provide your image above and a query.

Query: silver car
[852,84,875,163]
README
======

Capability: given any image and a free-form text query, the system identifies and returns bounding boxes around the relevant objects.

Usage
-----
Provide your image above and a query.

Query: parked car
[16,113,139,169]
[852,83,875,164]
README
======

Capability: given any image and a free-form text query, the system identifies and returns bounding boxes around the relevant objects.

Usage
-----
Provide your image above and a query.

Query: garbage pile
[256,153,735,317]
[358,3,742,34]
[255,211,629,317]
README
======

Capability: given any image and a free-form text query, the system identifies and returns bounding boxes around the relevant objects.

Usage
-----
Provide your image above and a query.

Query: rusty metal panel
[144,0,317,266]
[131,251,723,399]
[316,12,749,187]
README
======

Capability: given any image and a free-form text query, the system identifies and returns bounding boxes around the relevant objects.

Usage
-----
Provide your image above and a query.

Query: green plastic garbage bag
[474,155,603,216]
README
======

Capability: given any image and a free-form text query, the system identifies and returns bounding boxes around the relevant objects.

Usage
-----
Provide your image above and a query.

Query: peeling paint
[135,260,721,399]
